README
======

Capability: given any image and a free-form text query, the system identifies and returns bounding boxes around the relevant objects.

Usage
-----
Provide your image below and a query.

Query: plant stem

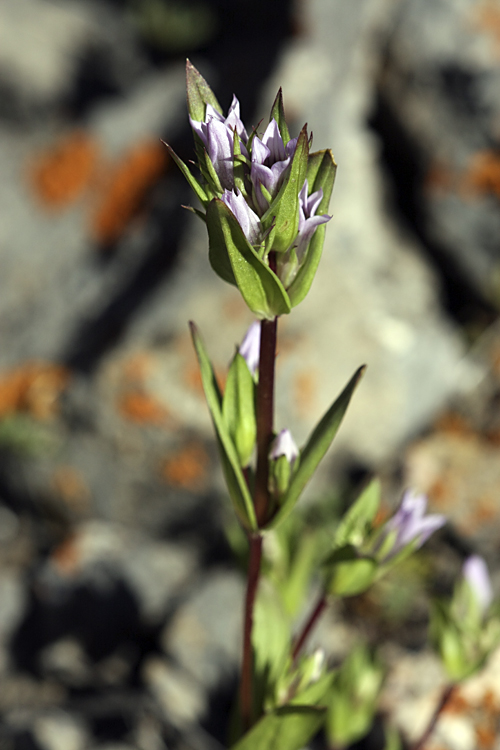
[410,683,456,750]
[253,316,277,526]
[292,592,328,662]
[240,533,263,731]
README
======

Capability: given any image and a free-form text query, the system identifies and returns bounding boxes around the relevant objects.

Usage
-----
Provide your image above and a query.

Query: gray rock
[33,710,88,750]
[162,569,244,692]
[142,656,206,728]
[37,521,196,626]
[379,0,500,300]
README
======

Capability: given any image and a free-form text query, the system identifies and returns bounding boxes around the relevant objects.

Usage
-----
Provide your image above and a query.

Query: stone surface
[379,0,500,301]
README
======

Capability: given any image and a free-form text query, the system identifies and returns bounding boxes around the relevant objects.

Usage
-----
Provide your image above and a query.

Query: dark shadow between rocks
[368,88,498,329]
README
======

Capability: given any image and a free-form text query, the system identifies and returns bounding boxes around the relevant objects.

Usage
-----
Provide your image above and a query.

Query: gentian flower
[463,555,493,614]
[375,490,446,562]
[239,321,261,376]
[269,428,299,497]
[221,189,262,245]
[250,119,298,215]
[278,179,332,287]
[189,96,248,191]
[270,428,299,467]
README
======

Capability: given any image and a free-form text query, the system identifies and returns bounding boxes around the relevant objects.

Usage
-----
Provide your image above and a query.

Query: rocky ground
[0,0,500,748]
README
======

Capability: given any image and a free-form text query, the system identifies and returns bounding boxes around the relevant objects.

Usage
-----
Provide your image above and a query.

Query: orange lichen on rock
[0,362,70,419]
[117,390,169,426]
[90,140,169,246]
[50,535,80,576]
[29,130,99,209]
[51,466,90,513]
[462,150,500,198]
[160,442,209,490]
[425,161,456,192]
[474,2,500,54]
[293,370,317,417]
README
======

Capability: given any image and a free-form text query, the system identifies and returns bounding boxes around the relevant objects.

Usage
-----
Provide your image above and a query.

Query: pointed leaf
[190,323,257,530]
[162,141,209,207]
[186,59,222,121]
[261,126,309,253]
[223,352,257,467]
[231,705,326,750]
[207,199,291,318]
[288,150,337,307]
[253,580,291,696]
[323,546,377,597]
[267,366,366,529]
[269,88,290,145]
[333,479,381,550]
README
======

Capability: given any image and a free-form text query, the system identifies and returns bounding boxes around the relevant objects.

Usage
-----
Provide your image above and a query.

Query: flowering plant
[164,61,499,750]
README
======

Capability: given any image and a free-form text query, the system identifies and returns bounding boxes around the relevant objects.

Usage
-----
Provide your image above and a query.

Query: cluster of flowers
[165,62,336,318]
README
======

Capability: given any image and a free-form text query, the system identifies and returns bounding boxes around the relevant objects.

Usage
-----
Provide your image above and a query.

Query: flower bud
[269,429,299,497]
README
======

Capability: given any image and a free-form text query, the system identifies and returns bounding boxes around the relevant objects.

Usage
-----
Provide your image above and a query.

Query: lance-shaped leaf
[207,199,291,319]
[161,141,209,208]
[333,479,381,550]
[261,126,309,253]
[190,323,257,531]
[323,545,377,597]
[288,150,337,307]
[231,705,326,750]
[223,352,257,467]
[267,366,366,529]
[269,88,291,146]
[186,59,222,121]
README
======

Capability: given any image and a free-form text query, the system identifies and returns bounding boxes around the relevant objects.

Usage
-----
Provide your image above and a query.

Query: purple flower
[295,180,331,260]
[190,97,248,191]
[221,189,262,245]
[250,119,298,214]
[239,321,261,376]
[269,428,299,467]
[463,555,493,614]
[277,180,332,287]
[377,490,446,560]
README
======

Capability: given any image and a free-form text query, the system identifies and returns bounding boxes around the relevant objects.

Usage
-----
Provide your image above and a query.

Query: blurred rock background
[0,0,500,748]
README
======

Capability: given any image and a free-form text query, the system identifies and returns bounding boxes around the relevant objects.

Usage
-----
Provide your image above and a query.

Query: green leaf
[231,705,326,750]
[207,199,291,318]
[161,141,209,207]
[253,581,291,699]
[190,322,257,530]
[267,366,366,529]
[262,126,309,253]
[333,479,381,550]
[186,59,222,121]
[288,150,337,307]
[269,88,290,145]
[324,546,377,597]
[223,352,257,467]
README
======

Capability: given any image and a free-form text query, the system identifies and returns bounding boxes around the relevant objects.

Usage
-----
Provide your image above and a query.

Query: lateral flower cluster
[164,61,337,319]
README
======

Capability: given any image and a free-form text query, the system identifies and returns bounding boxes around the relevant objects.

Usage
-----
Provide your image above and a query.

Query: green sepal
[189,322,257,531]
[186,59,222,121]
[233,131,249,197]
[269,88,291,145]
[288,149,337,307]
[162,141,209,207]
[206,199,292,319]
[230,705,326,750]
[223,352,257,467]
[267,366,366,529]
[202,148,224,195]
[261,125,309,253]
[323,545,377,597]
[333,479,381,550]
